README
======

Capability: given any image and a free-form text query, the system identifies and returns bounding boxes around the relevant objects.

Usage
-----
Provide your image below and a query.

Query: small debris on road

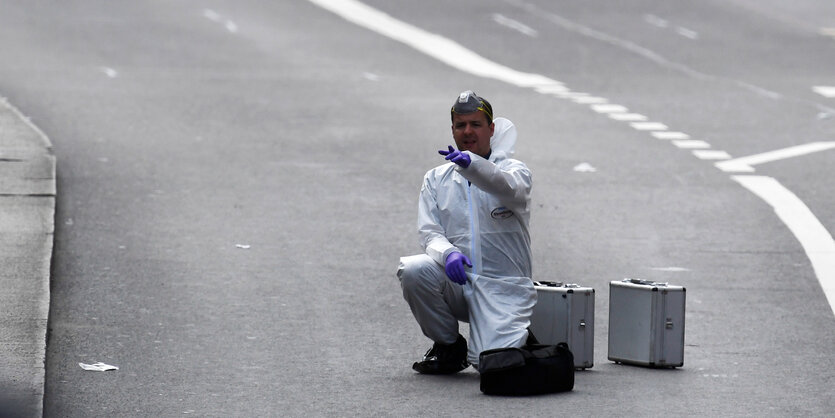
[79,362,119,371]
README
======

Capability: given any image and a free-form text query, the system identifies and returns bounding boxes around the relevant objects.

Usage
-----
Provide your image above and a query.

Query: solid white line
[732,175,835,317]
[716,142,835,172]
[813,86,835,98]
[307,0,560,89]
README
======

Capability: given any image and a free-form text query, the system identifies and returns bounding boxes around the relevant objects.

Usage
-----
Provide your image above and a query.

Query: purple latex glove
[438,145,471,168]
[444,251,473,285]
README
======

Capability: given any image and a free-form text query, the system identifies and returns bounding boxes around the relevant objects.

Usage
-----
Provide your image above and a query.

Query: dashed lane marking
[672,139,711,149]
[534,84,569,94]
[203,9,238,33]
[644,14,668,29]
[692,150,732,160]
[591,104,628,113]
[572,96,608,104]
[609,113,648,122]
[630,121,668,131]
[676,27,699,40]
[644,14,698,39]
[652,131,690,140]
[492,13,538,38]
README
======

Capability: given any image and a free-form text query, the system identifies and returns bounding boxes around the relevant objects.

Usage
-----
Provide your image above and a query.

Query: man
[397,90,536,374]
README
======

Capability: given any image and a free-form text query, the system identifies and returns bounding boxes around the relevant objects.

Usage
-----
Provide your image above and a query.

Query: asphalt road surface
[1,0,833,416]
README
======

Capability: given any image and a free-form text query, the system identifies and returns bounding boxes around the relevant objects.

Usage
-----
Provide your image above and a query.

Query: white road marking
[535,84,569,94]
[820,28,835,38]
[99,67,118,78]
[572,96,608,104]
[692,150,731,160]
[630,122,668,131]
[676,27,699,40]
[203,8,238,34]
[716,142,835,173]
[652,131,690,140]
[609,113,647,121]
[307,0,561,88]
[732,175,835,317]
[650,267,690,272]
[362,72,379,81]
[554,91,588,99]
[203,9,222,22]
[813,86,835,98]
[492,13,538,37]
[573,162,597,173]
[644,14,668,29]
[591,104,628,113]
[672,139,711,149]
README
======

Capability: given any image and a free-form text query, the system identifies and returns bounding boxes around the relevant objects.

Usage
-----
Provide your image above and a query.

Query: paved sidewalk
[0,97,55,417]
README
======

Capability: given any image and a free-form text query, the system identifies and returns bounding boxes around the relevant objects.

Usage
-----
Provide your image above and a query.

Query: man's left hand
[444,251,472,285]
[438,145,471,168]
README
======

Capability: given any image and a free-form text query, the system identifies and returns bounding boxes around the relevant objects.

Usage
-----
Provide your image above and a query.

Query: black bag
[478,343,574,396]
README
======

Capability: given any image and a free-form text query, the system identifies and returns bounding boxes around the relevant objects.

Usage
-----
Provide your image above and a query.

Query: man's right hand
[438,145,471,168]
[444,252,472,285]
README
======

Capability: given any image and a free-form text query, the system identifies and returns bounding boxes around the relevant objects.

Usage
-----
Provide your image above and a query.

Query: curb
[0,96,55,417]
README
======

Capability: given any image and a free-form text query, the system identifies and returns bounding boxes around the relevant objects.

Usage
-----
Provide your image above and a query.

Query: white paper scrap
[79,362,119,371]
[235,244,251,249]
[573,162,597,173]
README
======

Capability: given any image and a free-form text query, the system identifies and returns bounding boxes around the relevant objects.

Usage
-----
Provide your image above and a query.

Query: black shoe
[412,334,470,374]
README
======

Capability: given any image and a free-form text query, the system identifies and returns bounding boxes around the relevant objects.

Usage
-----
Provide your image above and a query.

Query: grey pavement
[1,1,834,416]
[0,97,55,417]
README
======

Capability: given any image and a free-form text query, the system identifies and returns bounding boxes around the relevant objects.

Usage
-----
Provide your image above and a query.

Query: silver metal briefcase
[529,281,595,369]
[608,278,685,368]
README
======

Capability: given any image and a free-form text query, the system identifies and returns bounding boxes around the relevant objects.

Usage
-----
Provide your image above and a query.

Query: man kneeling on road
[397,90,536,374]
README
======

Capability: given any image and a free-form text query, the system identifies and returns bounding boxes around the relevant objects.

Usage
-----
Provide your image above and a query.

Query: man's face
[451,111,494,158]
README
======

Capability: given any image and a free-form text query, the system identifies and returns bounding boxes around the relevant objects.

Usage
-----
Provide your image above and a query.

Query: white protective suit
[398,117,536,365]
